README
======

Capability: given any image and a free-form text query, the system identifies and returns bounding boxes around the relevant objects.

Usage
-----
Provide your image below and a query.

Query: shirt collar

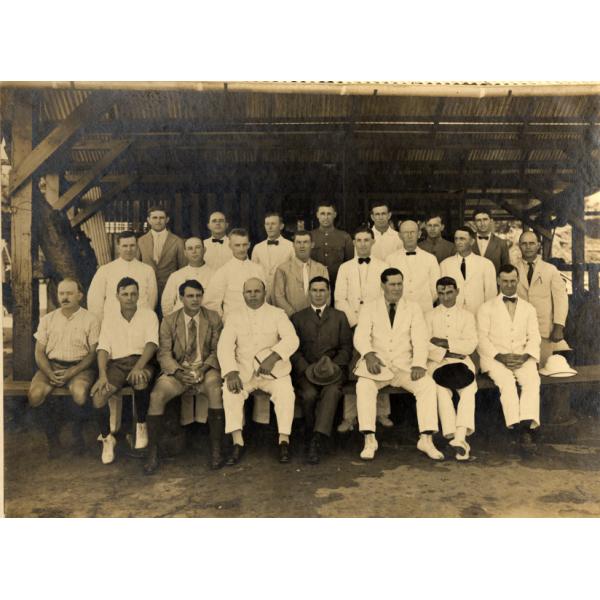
[294,256,310,268]
[59,306,82,320]
[183,311,200,325]
[311,304,326,313]
[151,229,168,239]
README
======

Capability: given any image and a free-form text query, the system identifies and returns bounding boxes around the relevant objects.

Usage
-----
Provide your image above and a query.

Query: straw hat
[539,354,577,377]
[353,356,394,382]
[253,348,291,379]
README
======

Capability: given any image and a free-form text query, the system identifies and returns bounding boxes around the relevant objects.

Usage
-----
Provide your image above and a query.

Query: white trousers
[484,358,540,428]
[223,375,295,435]
[343,393,391,421]
[436,383,477,438]
[356,369,438,433]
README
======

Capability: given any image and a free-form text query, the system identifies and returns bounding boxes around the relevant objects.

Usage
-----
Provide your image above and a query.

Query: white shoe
[337,419,357,434]
[135,422,148,449]
[360,436,378,460]
[99,434,116,464]
[449,438,470,461]
[417,436,444,460]
[377,415,394,428]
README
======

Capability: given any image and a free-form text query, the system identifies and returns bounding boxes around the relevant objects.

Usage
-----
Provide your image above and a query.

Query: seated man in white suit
[477,264,542,453]
[354,267,442,461]
[426,277,478,460]
[217,278,299,465]
[334,226,392,432]
[440,227,497,315]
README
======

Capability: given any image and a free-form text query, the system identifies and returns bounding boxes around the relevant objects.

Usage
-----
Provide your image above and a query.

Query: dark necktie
[358,257,371,264]
[460,257,466,279]
[267,240,279,246]
[478,235,489,240]
[527,262,535,285]
[503,296,517,304]
[211,238,224,244]
[315,308,322,319]
[405,251,416,256]
[185,318,198,362]
[388,302,396,326]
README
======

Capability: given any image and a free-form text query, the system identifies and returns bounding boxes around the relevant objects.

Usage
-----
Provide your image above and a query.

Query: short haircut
[426,213,445,224]
[309,276,330,290]
[185,236,204,247]
[455,226,475,239]
[147,205,168,218]
[316,202,337,212]
[381,267,403,283]
[116,276,139,293]
[179,279,204,296]
[370,201,391,213]
[293,229,312,241]
[353,226,375,239]
[116,230,137,243]
[58,277,84,294]
[243,277,266,291]
[229,227,249,240]
[498,264,519,276]
[264,211,283,222]
[436,276,458,289]
[208,211,227,221]
[473,207,492,220]
[519,230,541,244]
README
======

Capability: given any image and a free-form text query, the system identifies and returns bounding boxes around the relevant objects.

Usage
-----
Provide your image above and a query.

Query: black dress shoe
[225,444,244,466]
[210,448,224,470]
[307,436,320,465]
[519,429,537,455]
[279,442,291,464]
[143,445,159,475]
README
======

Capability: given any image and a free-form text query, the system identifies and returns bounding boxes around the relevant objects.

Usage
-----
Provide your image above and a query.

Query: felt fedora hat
[539,354,577,377]
[353,356,394,382]
[432,362,475,390]
[253,348,291,379]
[305,355,343,386]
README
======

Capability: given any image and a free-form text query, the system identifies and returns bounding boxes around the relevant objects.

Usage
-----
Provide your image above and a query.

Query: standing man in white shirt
[477,265,542,453]
[426,277,478,460]
[471,208,510,274]
[203,211,233,271]
[161,237,214,316]
[370,202,403,261]
[440,227,497,315]
[217,278,299,465]
[387,220,440,314]
[91,277,159,464]
[516,231,569,366]
[251,211,294,291]
[87,230,158,321]
[334,226,393,432]
[354,267,442,461]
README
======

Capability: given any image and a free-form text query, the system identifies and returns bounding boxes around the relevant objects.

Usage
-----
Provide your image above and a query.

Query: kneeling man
[145,280,224,474]
[354,268,442,460]
[426,277,478,460]
[218,278,299,465]
[291,276,353,464]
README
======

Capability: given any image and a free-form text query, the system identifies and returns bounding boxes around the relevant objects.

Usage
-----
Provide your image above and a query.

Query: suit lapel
[159,233,175,265]
[485,235,497,260]
[175,311,187,357]
[196,308,209,352]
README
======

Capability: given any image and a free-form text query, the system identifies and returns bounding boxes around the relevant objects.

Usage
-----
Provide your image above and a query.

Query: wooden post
[572,193,586,295]
[589,264,600,298]
[10,91,37,379]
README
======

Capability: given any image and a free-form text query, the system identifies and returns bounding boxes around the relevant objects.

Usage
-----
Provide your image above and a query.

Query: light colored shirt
[34,307,100,362]
[203,236,233,271]
[161,264,215,316]
[251,236,294,288]
[476,235,491,258]
[150,229,168,263]
[87,257,158,321]
[425,303,478,365]
[371,226,403,261]
[97,307,159,360]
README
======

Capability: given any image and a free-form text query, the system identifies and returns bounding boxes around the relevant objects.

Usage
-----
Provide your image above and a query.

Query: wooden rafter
[492,198,553,240]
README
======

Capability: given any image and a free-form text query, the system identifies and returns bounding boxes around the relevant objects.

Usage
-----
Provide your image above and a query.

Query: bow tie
[503,296,517,303]
[405,251,417,256]
[478,235,489,240]
[211,238,224,244]
[358,257,371,264]
[267,240,279,246]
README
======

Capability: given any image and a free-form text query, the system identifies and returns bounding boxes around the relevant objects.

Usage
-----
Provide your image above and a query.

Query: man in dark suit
[145,279,224,474]
[138,206,186,300]
[290,276,353,464]
[471,207,510,274]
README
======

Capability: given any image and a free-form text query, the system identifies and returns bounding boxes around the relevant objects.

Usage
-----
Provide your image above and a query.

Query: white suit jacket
[386,247,440,314]
[203,236,233,271]
[251,237,294,288]
[371,226,403,261]
[354,297,429,371]
[476,294,541,372]
[515,257,568,338]
[440,253,497,315]
[217,303,299,383]
[334,256,387,327]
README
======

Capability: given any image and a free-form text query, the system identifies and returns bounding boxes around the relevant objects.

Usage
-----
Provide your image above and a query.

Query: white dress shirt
[371,226,403,261]
[150,229,168,263]
[476,234,491,258]
[97,307,159,360]
[160,264,215,316]
[87,257,158,321]
[203,236,233,271]
[251,236,294,288]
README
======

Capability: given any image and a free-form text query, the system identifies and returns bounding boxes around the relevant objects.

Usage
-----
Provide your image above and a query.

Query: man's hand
[56,366,78,386]
[127,367,149,387]
[91,373,112,396]
[550,324,565,343]
[430,337,449,349]
[364,352,386,375]
[174,369,197,387]
[257,352,281,376]
[411,366,426,381]
[46,368,66,387]
[225,371,243,393]
[495,353,528,370]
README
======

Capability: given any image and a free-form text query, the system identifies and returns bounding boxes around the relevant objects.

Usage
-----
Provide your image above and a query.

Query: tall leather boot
[143,415,164,476]
[207,408,225,470]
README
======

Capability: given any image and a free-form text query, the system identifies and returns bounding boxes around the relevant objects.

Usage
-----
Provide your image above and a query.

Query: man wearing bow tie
[203,211,233,271]
[472,208,510,274]
[251,212,294,291]
[386,220,440,314]
[477,264,542,452]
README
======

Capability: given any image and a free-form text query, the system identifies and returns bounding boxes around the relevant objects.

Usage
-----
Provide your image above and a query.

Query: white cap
[539,354,577,377]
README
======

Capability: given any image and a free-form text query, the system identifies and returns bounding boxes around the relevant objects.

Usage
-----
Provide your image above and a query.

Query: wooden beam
[51,139,132,211]
[70,174,137,228]
[493,199,554,240]
[8,92,117,197]
[572,192,586,294]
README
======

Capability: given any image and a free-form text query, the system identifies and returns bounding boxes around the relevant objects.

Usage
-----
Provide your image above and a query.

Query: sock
[232,430,244,447]
[454,426,467,443]
[279,434,290,445]
[134,388,150,424]
[96,404,111,438]
[420,433,432,443]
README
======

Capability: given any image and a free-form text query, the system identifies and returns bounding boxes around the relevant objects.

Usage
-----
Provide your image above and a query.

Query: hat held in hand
[432,362,475,390]
[539,354,577,377]
[253,348,291,379]
[353,355,394,382]
[305,355,343,386]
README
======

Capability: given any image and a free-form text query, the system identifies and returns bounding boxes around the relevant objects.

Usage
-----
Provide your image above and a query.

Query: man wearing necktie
[477,265,542,453]
[203,212,233,271]
[471,208,510,274]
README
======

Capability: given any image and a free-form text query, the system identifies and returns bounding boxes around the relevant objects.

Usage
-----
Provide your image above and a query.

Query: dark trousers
[297,374,343,437]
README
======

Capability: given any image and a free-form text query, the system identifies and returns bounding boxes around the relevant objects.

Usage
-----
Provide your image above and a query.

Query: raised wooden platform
[2,379,134,398]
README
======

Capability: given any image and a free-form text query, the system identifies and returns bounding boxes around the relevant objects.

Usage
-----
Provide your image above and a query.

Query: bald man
[204,211,233,271]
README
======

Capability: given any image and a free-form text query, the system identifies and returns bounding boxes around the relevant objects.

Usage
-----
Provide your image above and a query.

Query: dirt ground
[4,399,600,518]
